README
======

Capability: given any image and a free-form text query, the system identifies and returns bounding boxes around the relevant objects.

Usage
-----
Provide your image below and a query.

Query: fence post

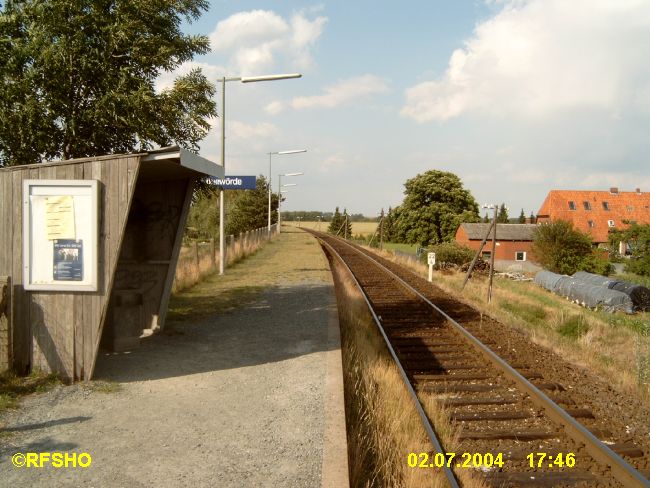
[194,241,200,277]
[210,238,216,270]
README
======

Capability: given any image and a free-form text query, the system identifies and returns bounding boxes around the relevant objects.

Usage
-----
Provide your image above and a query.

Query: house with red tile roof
[536,188,650,245]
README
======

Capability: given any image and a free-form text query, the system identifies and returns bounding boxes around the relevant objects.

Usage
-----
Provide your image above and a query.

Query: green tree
[482,213,490,223]
[0,0,215,166]
[532,220,611,275]
[328,207,343,234]
[342,208,353,238]
[610,223,650,276]
[187,176,278,239]
[382,207,396,242]
[497,203,509,223]
[518,209,526,224]
[225,176,277,236]
[529,212,537,224]
[393,170,479,246]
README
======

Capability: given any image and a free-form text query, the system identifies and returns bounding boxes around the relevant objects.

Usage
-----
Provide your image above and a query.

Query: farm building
[455,223,540,271]
[536,188,650,247]
[0,147,223,381]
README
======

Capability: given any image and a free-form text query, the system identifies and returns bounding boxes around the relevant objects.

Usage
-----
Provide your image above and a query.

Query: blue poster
[211,175,257,190]
[53,239,83,281]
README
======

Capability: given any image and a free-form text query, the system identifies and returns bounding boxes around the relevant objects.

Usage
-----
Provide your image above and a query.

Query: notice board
[23,180,99,291]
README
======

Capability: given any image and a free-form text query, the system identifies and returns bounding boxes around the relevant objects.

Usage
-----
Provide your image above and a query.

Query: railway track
[309,230,650,488]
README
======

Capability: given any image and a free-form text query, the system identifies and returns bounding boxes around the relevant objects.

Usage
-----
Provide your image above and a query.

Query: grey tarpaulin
[534,270,564,292]
[573,271,650,312]
[534,271,634,313]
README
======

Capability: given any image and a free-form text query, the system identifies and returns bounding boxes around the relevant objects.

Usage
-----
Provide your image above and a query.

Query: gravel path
[0,230,347,487]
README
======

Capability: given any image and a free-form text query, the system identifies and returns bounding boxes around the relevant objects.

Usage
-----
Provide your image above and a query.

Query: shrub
[532,220,612,275]
[557,315,590,339]
[424,242,475,267]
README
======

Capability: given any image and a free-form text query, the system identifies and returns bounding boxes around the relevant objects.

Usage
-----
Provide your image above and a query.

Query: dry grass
[371,247,650,403]
[285,221,378,236]
[173,227,272,293]
[328,250,486,488]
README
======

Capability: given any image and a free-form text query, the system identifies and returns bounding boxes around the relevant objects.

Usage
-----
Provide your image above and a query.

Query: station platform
[0,228,348,487]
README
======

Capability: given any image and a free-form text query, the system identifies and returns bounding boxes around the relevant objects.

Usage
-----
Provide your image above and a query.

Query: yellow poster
[45,195,75,240]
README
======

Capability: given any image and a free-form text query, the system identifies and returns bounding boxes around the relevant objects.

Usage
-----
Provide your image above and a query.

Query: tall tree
[529,212,537,224]
[497,203,509,223]
[518,208,526,224]
[532,220,608,275]
[186,176,278,239]
[0,0,216,166]
[609,223,650,276]
[393,170,479,246]
[383,207,396,242]
[328,207,343,234]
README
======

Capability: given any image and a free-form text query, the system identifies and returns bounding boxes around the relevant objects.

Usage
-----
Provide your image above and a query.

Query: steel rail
[317,236,460,488]
[315,231,650,488]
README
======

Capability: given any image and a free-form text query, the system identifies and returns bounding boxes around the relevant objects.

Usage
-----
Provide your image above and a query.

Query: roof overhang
[141,146,224,178]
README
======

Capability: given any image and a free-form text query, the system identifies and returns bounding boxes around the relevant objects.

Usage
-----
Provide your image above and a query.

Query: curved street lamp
[268,149,306,236]
[217,73,302,275]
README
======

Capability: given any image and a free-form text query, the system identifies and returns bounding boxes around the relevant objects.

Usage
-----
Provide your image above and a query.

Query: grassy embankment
[327,247,487,488]
[372,248,650,402]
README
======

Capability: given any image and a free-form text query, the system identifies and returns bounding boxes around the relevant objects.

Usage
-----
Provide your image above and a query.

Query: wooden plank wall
[0,155,140,380]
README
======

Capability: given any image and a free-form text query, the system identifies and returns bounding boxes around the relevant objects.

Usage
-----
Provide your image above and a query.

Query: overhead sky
[164,0,650,218]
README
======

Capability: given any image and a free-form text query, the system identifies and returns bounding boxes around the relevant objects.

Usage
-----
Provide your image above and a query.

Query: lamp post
[268,149,306,236]
[277,173,303,232]
[217,73,302,275]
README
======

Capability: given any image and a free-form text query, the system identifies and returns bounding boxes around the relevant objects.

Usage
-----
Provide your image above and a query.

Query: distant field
[284,220,378,236]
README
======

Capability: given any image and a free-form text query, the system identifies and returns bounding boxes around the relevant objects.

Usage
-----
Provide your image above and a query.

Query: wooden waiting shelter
[0,147,223,381]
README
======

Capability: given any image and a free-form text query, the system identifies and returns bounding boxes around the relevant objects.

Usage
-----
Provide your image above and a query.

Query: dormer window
[607,220,615,227]
[602,201,610,211]
[588,220,595,228]
[568,201,576,210]
[583,201,591,210]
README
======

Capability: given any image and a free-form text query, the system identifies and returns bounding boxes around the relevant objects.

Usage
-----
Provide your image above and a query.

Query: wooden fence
[173,224,277,292]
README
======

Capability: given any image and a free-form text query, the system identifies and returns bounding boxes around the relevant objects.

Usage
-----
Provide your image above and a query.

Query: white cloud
[210,10,327,74]
[264,100,287,115]
[228,121,279,140]
[267,75,389,113]
[402,0,650,122]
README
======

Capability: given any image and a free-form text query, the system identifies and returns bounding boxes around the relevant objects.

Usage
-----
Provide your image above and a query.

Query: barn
[455,223,540,272]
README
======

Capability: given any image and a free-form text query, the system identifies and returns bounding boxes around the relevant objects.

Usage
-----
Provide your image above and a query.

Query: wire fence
[173,224,277,293]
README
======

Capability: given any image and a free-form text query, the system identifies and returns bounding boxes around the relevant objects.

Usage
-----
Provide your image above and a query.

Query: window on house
[602,201,610,211]
[482,251,492,260]
[588,220,595,228]
[626,205,634,212]
[607,220,615,227]
[515,251,526,261]
[583,201,591,210]
[568,201,576,210]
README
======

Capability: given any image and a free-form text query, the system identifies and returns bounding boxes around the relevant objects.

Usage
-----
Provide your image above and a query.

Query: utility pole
[379,208,384,250]
[344,214,348,239]
[487,205,498,303]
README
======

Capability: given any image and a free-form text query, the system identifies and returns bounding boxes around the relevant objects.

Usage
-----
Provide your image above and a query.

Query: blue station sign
[212,175,257,190]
